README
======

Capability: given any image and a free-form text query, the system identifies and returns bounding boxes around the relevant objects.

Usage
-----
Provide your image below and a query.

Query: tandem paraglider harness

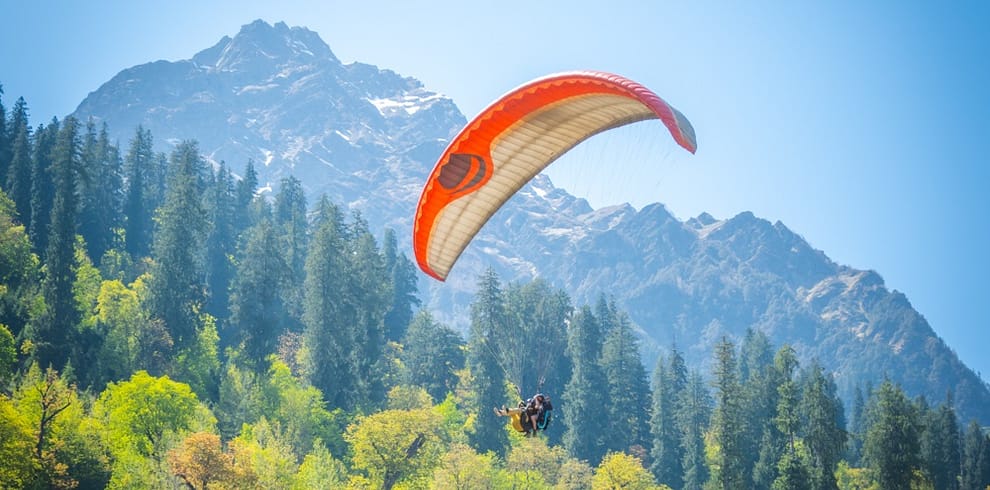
[495,394,553,435]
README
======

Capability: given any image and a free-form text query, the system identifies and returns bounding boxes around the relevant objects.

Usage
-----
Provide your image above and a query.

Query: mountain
[72,20,990,424]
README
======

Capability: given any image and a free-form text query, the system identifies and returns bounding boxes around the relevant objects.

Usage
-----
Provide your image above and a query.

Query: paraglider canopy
[413,71,697,281]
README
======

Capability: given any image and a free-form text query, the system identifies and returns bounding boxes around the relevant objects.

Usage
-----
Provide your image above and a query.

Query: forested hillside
[1,86,989,489]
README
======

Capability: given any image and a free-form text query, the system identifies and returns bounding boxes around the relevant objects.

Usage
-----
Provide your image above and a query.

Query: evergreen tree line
[1,86,989,489]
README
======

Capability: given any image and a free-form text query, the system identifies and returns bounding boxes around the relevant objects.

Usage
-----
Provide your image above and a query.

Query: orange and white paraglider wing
[413,71,697,281]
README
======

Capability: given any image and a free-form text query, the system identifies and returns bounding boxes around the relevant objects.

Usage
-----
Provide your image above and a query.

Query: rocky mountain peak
[193,19,338,72]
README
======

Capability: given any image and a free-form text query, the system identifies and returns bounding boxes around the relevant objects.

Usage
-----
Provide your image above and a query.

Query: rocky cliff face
[73,20,990,424]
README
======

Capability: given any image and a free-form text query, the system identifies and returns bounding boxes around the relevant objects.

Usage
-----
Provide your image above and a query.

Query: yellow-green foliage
[835,461,879,490]
[346,407,444,488]
[431,442,498,489]
[592,452,669,490]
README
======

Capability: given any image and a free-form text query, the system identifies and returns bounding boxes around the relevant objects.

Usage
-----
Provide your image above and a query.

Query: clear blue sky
[2,1,988,379]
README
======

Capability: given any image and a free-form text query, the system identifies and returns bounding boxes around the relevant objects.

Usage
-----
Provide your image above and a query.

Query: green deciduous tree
[592,452,668,490]
[345,407,444,489]
[432,442,499,489]
[0,395,40,488]
[0,188,41,340]
[94,370,214,460]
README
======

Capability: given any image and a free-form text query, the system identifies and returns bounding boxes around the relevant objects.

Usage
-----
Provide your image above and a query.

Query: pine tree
[381,228,419,343]
[204,163,237,324]
[710,336,747,489]
[769,345,809,490]
[31,117,82,370]
[147,140,209,351]
[0,84,9,188]
[679,370,711,490]
[5,98,32,229]
[562,305,609,466]
[228,218,287,367]
[600,304,651,455]
[29,120,57,256]
[466,268,509,456]
[273,175,308,327]
[234,159,258,233]
[346,213,389,409]
[78,120,122,262]
[650,348,687,488]
[501,279,571,399]
[122,126,155,258]
[961,419,990,490]
[303,197,355,410]
[744,330,781,490]
[919,394,960,490]
[846,384,866,465]
[799,361,846,490]
[401,309,466,402]
[862,380,921,490]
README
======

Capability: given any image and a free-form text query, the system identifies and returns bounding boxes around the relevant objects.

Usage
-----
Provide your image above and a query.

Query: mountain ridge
[71,19,990,424]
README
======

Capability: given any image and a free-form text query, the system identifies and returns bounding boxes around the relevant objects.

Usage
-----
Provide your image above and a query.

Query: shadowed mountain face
[73,19,990,424]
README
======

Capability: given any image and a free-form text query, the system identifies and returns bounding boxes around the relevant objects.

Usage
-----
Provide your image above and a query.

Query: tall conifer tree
[800,362,846,490]
[303,197,355,409]
[147,141,208,351]
[467,268,509,456]
[679,370,711,490]
[961,419,990,490]
[710,337,747,489]
[651,347,687,488]
[0,84,8,187]
[29,120,57,255]
[346,213,389,409]
[5,98,32,229]
[234,159,258,233]
[204,163,237,324]
[273,175,308,327]
[78,120,122,262]
[770,346,808,490]
[600,305,651,455]
[919,395,960,490]
[562,305,609,466]
[228,218,286,366]
[382,228,419,342]
[31,117,82,370]
[122,126,156,258]
[401,310,465,402]
[863,380,921,489]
